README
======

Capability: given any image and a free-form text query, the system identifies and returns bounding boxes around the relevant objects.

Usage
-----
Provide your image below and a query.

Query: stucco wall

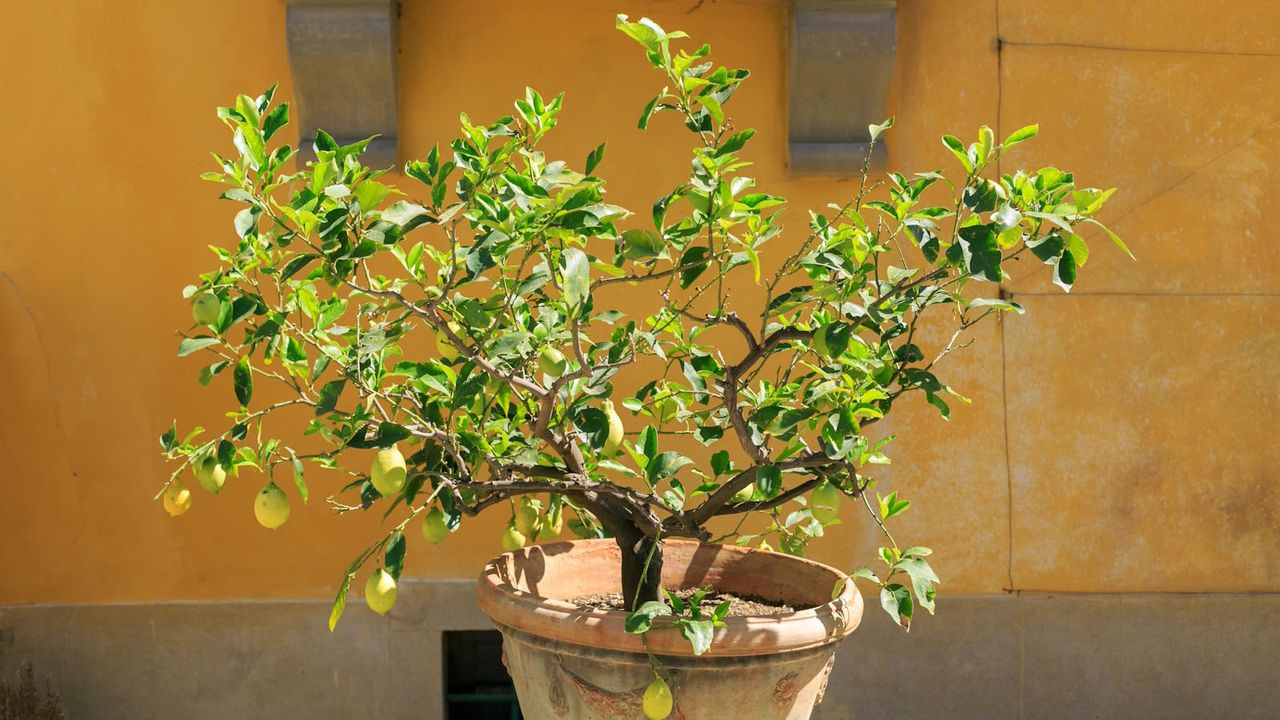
[1,0,1277,716]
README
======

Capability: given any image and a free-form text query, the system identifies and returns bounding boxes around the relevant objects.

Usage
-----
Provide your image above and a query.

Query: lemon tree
[157,15,1127,637]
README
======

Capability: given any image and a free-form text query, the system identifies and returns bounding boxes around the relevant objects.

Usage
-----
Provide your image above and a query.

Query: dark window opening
[444,630,521,719]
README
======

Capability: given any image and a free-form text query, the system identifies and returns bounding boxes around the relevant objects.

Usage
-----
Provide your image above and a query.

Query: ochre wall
[2,0,1276,608]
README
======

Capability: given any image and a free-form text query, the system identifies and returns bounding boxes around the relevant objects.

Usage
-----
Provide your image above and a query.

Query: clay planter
[476,539,863,719]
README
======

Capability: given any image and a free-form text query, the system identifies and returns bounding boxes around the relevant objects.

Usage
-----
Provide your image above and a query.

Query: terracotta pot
[476,539,863,719]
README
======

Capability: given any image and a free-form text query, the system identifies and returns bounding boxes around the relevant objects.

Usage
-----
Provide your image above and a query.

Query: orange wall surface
[2,0,1277,604]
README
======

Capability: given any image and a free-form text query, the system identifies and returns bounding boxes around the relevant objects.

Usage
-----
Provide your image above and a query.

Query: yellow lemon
[364,568,398,615]
[643,676,674,719]
[370,445,407,498]
[422,507,449,544]
[191,292,222,326]
[254,482,290,529]
[435,321,462,362]
[811,481,842,523]
[501,524,527,552]
[602,400,625,455]
[193,456,226,495]
[163,481,192,517]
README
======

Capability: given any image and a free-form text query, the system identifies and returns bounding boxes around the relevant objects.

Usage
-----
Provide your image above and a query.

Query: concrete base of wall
[2,585,1277,719]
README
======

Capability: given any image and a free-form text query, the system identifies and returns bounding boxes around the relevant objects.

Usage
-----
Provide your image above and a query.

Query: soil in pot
[571,588,801,617]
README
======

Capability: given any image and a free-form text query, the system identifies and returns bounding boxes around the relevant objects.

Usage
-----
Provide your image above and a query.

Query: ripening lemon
[538,505,562,540]
[731,484,754,504]
[514,499,541,538]
[163,481,192,516]
[811,481,842,523]
[758,539,775,552]
[422,506,449,544]
[254,482,290,529]
[538,347,567,377]
[643,676,674,719]
[370,445,407,498]
[435,321,463,362]
[602,400,625,455]
[501,524,527,552]
[194,456,227,495]
[365,568,398,615]
[191,292,222,326]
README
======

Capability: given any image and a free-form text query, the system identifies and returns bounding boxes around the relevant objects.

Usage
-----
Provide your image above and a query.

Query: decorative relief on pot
[772,671,800,705]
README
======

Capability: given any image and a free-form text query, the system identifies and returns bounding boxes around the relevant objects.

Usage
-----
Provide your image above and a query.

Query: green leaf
[637,95,660,130]
[384,530,407,578]
[678,246,711,288]
[315,379,345,416]
[646,451,694,484]
[941,135,973,172]
[585,143,606,175]
[868,116,894,142]
[956,224,1003,282]
[562,248,590,308]
[261,102,290,141]
[290,452,308,504]
[160,422,177,451]
[968,297,1024,314]
[1053,249,1078,292]
[880,583,914,630]
[715,129,755,157]
[1002,124,1039,148]
[677,618,715,655]
[233,356,253,406]
[177,337,220,357]
[624,600,671,633]
[896,557,940,614]
[620,229,663,261]
[1086,218,1135,260]
[383,201,434,231]
[281,253,320,281]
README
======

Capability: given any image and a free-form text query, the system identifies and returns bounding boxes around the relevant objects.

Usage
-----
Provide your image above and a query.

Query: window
[444,630,521,719]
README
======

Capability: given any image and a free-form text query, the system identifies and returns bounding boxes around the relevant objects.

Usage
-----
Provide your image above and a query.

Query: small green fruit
[538,504,562,540]
[811,481,842,523]
[365,568,398,615]
[643,676,673,719]
[501,524,527,552]
[538,347,567,377]
[514,499,541,538]
[422,507,449,544]
[254,482,290,529]
[370,445,407,498]
[731,484,754,504]
[191,292,222,326]
[193,456,226,495]
[163,481,192,517]
[602,400,625,455]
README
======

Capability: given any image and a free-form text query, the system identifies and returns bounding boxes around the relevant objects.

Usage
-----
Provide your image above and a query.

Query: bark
[618,532,664,609]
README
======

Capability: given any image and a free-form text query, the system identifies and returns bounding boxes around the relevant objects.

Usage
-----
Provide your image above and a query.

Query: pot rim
[476,538,863,658]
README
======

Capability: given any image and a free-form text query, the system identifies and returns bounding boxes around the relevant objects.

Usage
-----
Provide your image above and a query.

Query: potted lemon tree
[158,15,1127,719]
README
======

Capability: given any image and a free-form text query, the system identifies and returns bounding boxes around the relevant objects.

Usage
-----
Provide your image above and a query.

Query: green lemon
[163,481,192,517]
[538,503,562,540]
[364,568,398,615]
[514,499,541,538]
[422,507,449,544]
[193,456,227,495]
[643,676,673,719]
[731,484,754,504]
[191,292,222,326]
[370,445,407,498]
[254,482,290,529]
[501,524,527,552]
[811,481,842,523]
[538,347,567,377]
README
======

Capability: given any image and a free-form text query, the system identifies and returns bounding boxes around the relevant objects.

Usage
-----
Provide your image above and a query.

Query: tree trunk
[618,533,664,610]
